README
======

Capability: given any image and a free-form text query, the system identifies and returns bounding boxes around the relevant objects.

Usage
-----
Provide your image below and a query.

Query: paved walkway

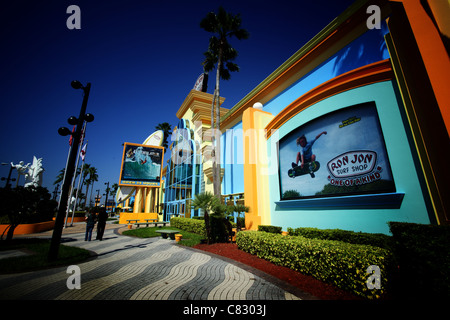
[0,223,313,300]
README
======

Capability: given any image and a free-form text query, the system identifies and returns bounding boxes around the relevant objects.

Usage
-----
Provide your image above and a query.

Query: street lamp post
[104,182,110,212]
[48,81,93,261]
[1,163,15,188]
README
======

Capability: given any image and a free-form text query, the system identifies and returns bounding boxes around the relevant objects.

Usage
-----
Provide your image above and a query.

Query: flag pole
[58,126,75,206]
[70,140,87,226]
[64,122,87,228]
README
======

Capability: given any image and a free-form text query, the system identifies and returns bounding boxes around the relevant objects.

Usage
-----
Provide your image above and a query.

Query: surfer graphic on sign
[289,131,327,178]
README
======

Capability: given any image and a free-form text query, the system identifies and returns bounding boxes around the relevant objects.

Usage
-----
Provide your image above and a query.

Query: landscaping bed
[194,242,360,300]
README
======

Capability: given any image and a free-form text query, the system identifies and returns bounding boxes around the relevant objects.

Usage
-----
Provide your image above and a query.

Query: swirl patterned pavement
[0,228,303,300]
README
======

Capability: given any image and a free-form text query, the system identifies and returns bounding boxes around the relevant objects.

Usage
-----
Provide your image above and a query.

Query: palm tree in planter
[200,7,249,198]
[233,204,249,232]
[191,191,220,244]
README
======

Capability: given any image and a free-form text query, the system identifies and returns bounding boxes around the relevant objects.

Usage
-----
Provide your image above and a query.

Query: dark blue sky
[0,0,355,201]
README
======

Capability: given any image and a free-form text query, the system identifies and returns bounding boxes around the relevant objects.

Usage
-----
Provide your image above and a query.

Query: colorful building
[138,0,450,234]
[163,90,228,219]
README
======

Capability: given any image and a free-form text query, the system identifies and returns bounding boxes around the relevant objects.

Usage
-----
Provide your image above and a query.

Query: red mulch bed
[193,242,361,300]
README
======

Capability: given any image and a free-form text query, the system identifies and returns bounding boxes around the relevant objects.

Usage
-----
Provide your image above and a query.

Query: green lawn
[0,226,204,274]
[123,226,204,247]
[0,239,92,274]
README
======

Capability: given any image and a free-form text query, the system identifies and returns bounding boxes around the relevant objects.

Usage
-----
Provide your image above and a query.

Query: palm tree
[191,191,220,244]
[54,166,83,185]
[233,204,249,232]
[200,7,249,198]
[53,168,65,185]
[84,166,98,208]
[155,122,172,151]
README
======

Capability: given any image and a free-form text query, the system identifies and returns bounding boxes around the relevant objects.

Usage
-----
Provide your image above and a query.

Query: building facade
[162,0,449,234]
[163,90,228,220]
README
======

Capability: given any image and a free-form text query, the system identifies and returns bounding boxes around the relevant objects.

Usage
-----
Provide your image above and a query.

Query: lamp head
[67,116,78,125]
[58,127,72,136]
[71,80,83,89]
[84,113,94,122]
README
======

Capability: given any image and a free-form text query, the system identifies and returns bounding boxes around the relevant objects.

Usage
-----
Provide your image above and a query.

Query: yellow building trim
[176,89,227,121]
[242,107,275,230]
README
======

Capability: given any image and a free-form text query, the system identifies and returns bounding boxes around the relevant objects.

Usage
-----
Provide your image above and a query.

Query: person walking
[96,207,108,241]
[85,208,97,241]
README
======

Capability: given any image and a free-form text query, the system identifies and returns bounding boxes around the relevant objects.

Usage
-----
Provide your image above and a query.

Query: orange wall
[400,0,450,136]
[0,221,55,235]
[119,212,159,224]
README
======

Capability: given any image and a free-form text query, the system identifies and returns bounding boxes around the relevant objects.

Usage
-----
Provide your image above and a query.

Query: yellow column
[145,187,152,213]
[242,107,274,230]
[133,187,144,215]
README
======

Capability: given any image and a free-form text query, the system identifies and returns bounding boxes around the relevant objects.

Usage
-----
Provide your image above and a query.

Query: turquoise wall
[219,23,430,233]
[267,81,430,235]
[222,121,245,195]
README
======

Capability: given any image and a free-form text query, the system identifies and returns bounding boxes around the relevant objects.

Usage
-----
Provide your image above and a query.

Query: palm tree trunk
[84,182,90,209]
[89,180,95,207]
[213,47,223,198]
[211,86,217,197]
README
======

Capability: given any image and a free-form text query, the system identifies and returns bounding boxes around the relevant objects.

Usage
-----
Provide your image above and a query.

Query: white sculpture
[11,161,31,175]
[24,156,44,187]
[69,196,76,212]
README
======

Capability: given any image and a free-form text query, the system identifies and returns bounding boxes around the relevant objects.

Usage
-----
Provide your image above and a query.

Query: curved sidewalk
[0,225,314,300]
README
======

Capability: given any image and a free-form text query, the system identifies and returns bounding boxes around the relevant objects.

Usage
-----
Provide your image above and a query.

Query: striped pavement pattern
[0,228,302,300]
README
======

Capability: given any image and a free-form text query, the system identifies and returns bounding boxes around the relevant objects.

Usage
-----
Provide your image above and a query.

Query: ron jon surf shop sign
[327,150,382,187]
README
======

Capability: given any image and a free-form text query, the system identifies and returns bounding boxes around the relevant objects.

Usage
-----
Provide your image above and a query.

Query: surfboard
[115,185,136,203]
[142,129,164,146]
[116,130,164,204]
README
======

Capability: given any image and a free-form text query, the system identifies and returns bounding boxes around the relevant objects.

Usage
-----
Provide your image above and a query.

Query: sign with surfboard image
[116,130,165,203]
[279,102,395,200]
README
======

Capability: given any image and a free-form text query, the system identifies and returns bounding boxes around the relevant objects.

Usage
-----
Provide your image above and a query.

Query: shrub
[0,186,57,240]
[258,225,282,234]
[236,217,245,229]
[210,214,231,243]
[73,211,87,218]
[170,217,206,237]
[236,230,394,299]
[388,222,450,298]
[286,227,393,250]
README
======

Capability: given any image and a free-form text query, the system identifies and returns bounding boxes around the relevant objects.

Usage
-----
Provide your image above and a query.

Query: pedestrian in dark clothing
[96,207,108,240]
[85,209,97,241]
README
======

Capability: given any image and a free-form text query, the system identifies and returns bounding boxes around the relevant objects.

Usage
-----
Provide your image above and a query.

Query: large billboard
[119,143,164,187]
[278,102,396,200]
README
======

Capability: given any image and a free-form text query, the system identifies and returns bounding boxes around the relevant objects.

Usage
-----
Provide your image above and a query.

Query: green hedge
[258,225,282,234]
[170,217,206,237]
[236,230,393,299]
[287,227,393,250]
[388,222,450,298]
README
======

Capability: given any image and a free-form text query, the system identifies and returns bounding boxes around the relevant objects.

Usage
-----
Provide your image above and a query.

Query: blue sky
[0,0,355,202]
